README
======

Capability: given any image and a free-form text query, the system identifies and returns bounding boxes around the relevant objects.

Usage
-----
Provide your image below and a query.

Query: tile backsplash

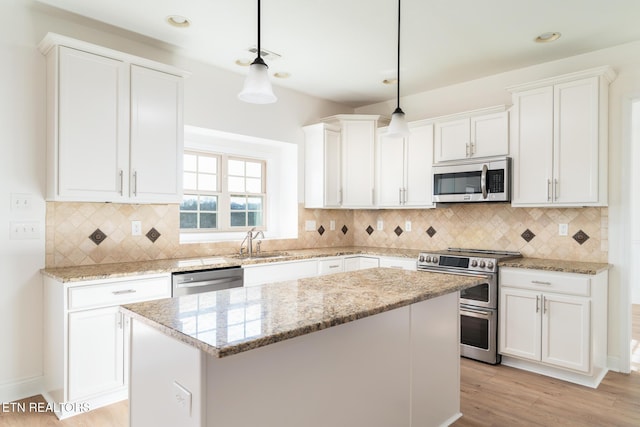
[46,202,607,268]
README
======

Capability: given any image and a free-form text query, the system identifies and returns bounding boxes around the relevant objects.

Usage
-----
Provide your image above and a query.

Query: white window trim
[180,125,298,244]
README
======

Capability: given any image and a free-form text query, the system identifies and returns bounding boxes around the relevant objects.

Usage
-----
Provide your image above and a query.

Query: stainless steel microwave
[432,157,511,203]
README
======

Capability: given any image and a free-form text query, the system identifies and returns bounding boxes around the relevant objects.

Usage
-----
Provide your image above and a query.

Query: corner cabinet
[376,121,435,208]
[43,273,171,418]
[498,267,608,388]
[39,33,187,203]
[433,106,509,163]
[304,115,387,208]
[508,66,616,207]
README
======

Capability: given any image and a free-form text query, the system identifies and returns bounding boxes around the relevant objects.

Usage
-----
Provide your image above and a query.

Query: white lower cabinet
[499,267,607,387]
[243,259,319,287]
[344,256,380,272]
[317,257,344,275]
[378,256,417,271]
[43,273,171,418]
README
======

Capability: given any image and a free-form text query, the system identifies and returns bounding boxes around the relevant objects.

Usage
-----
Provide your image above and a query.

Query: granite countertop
[41,246,420,282]
[120,268,482,358]
[499,257,610,275]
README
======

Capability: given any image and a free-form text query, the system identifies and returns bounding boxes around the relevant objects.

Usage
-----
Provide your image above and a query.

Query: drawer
[318,258,344,275]
[68,275,171,310]
[500,268,590,297]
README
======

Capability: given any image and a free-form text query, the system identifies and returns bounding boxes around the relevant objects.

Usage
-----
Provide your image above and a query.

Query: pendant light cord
[257,0,262,60]
[396,0,401,111]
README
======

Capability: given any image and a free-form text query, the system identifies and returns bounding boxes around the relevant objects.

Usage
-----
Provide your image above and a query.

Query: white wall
[0,0,351,402]
[632,100,640,305]
[357,40,640,371]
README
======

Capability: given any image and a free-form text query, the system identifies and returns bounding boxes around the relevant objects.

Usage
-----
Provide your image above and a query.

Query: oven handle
[460,307,493,320]
[417,266,492,279]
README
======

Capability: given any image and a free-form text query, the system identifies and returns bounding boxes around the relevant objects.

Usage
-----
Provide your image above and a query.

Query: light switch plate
[558,223,568,236]
[11,193,33,212]
[405,221,412,232]
[305,220,316,231]
[131,221,142,236]
[377,220,384,231]
[10,221,40,240]
[330,220,336,231]
[173,381,192,417]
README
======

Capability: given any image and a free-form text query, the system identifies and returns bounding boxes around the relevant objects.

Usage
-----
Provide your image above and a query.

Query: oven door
[418,266,497,309]
[460,305,499,365]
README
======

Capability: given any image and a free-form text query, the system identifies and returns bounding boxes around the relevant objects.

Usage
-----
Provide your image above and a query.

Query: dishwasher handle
[176,276,240,289]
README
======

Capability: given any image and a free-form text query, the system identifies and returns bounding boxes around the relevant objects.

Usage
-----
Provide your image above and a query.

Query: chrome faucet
[240,227,264,258]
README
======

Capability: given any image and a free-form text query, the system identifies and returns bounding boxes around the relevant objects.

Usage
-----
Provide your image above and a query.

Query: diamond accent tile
[394,226,403,236]
[521,229,536,243]
[89,228,107,246]
[146,227,161,243]
[317,225,325,236]
[341,225,348,235]
[426,226,437,238]
[366,225,374,235]
[572,230,590,245]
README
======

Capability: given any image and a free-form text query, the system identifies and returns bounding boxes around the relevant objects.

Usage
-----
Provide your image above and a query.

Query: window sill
[180,230,294,244]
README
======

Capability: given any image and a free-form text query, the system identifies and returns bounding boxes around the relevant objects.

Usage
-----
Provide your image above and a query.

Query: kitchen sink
[229,251,291,260]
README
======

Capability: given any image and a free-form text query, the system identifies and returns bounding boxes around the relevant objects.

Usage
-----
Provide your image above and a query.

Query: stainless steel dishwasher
[171,266,244,297]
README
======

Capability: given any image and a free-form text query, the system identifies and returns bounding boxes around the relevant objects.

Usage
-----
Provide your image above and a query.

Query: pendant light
[387,0,410,137]
[238,0,277,104]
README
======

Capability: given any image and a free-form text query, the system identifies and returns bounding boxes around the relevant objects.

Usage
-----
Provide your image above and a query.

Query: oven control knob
[419,255,425,263]
[479,261,486,268]
[470,260,478,267]
[487,261,494,269]
[432,256,439,264]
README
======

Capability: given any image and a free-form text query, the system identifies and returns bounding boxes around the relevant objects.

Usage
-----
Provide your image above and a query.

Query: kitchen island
[121,268,482,427]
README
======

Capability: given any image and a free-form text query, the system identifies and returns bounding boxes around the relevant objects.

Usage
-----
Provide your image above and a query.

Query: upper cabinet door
[470,111,509,158]
[323,128,342,207]
[56,47,128,201]
[341,120,376,207]
[510,86,554,205]
[404,123,434,207]
[553,77,599,205]
[376,131,405,207]
[434,118,469,162]
[129,66,183,203]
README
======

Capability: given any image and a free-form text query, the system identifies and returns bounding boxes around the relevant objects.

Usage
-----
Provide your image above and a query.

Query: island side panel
[205,306,412,427]
[129,320,205,427]
[411,291,461,426]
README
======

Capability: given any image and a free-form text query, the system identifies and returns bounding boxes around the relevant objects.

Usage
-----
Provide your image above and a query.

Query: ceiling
[36,0,640,107]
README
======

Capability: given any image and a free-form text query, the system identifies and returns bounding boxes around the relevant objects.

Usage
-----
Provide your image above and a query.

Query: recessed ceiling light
[383,78,398,85]
[535,32,561,43]
[166,15,190,28]
[235,58,253,67]
[273,72,290,79]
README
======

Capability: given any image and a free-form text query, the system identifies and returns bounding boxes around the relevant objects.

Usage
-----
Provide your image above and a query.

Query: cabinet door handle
[403,188,407,205]
[399,188,403,205]
[112,289,137,295]
[133,171,138,197]
[466,143,470,157]
[543,296,548,314]
[470,142,476,156]
[547,179,552,202]
[339,189,343,205]
[554,179,559,201]
[536,295,540,313]
[119,170,124,196]
[117,313,123,329]
[531,280,552,286]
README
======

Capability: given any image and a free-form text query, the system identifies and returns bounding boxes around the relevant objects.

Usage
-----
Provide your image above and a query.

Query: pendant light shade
[387,0,410,137]
[238,0,277,104]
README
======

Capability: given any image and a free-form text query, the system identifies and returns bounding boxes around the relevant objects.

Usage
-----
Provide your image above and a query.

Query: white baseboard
[0,375,42,403]
[607,355,626,373]
[501,356,607,388]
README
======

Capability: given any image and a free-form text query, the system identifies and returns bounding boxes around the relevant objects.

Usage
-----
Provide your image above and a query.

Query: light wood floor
[3,308,639,427]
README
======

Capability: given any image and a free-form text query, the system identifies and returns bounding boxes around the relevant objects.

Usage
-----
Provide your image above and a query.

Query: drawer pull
[531,280,552,286]
[112,289,137,295]
[329,265,340,269]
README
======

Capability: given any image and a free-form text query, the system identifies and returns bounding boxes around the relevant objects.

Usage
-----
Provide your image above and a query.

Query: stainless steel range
[417,248,521,364]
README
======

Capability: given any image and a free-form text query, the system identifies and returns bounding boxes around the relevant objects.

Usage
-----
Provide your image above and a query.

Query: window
[180,152,266,232]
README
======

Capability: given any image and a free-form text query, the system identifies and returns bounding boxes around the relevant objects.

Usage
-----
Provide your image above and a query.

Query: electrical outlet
[305,220,316,231]
[173,381,192,417]
[330,220,336,231]
[377,220,384,231]
[131,220,142,236]
[558,223,568,236]
[10,221,40,240]
[405,220,412,232]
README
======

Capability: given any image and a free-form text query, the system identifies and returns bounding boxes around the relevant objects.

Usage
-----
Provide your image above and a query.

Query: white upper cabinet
[434,107,509,163]
[377,121,435,208]
[304,115,386,209]
[40,33,187,203]
[508,66,616,207]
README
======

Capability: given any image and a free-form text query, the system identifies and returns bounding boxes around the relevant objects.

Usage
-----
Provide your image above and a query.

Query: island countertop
[120,268,482,358]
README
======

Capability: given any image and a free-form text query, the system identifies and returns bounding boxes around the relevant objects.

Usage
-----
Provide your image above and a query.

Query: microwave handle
[481,164,488,199]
